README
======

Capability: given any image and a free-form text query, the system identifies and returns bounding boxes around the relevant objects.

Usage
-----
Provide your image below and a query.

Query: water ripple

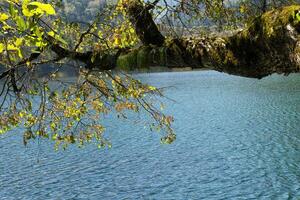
[1,71,300,199]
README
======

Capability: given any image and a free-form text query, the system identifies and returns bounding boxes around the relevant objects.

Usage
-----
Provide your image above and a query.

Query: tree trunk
[124,0,165,46]
[50,3,300,79]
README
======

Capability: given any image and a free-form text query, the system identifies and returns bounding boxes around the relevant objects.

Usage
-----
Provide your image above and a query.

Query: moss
[137,46,151,68]
[168,41,182,55]
[224,50,238,66]
[209,48,223,65]
[149,47,167,66]
[116,49,138,71]
[245,5,300,38]
[226,5,300,68]
[158,47,167,66]
[165,40,185,66]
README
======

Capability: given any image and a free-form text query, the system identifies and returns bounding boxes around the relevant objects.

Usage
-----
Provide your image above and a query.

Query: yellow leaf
[47,31,55,37]
[19,112,24,118]
[7,44,17,51]
[15,38,23,47]
[0,13,9,21]
[240,6,246,13]
[7,44,23,58]
[114,37,121,47]
[28,2,56,15]
[148,86,156,91]
[22,0,34,17]
[0,43,4,54]
[22,1,56,16]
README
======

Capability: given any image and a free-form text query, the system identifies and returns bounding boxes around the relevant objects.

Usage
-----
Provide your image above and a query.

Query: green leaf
[34,27,43,39]
[296,12,300,22]
[15,16,26,31]
[50,122,56,131]
[9,4,18,18]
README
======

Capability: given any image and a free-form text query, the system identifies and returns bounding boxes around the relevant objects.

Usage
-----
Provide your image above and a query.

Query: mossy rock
[137,46,151,69]
[116,49,138,71]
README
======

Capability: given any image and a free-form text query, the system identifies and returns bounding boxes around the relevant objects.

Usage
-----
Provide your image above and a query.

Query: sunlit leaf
[28,2,56,15]
[0,43,5,54]
[0,13,9,21]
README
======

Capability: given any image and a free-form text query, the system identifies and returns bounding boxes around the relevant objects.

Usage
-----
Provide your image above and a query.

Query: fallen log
[50,1,300,79]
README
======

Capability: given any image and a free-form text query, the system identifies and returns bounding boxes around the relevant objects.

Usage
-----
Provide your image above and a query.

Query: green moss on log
[165,40,185,67]
[149,47,167,66]
[111,5,300,76]
[241,5,300,39]
[137,46,151,68]
[116,49,138,71]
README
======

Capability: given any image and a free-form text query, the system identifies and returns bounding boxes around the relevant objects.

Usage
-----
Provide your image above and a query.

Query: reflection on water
[0,71,300,199]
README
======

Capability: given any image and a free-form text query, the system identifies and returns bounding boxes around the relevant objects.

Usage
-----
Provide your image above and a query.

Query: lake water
[1,71,300,199]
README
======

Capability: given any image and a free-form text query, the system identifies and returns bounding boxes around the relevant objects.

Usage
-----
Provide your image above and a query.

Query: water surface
[1,71,300,199]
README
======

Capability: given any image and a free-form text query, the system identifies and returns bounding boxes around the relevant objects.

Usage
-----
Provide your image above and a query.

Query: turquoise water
[1,71,300,199]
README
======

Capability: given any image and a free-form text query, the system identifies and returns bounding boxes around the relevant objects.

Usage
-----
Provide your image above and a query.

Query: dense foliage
[0,0,175,150]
